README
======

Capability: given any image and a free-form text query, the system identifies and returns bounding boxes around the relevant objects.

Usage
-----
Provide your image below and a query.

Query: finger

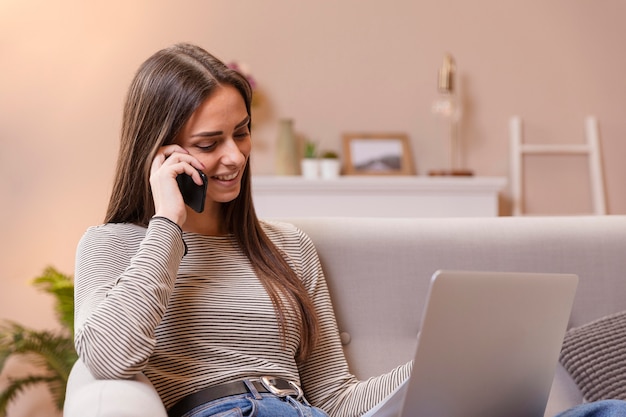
[154,158,204,188]
[162,156,205,179]
[151,145,184,174]
[159,146,206,171]
[159,144,189,159]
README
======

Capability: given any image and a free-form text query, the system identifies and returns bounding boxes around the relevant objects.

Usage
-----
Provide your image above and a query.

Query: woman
[73,43,411,417]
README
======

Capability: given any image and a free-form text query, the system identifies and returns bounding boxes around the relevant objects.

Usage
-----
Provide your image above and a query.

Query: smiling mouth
[212,171,239,181]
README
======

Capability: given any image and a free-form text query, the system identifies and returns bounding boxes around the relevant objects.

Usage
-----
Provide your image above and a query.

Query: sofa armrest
[543,363,584,417]
[64,358,167,417]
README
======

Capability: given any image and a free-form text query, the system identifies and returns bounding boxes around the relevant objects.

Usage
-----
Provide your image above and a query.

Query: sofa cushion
[64,359,167,417]
[560,310,626,402]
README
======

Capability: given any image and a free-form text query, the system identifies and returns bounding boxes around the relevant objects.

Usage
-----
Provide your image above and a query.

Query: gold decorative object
[429,54,473,176]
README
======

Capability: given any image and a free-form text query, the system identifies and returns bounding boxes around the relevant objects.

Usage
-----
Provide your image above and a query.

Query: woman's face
[175,85,251,210]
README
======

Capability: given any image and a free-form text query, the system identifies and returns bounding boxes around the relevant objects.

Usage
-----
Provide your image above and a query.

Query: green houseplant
[320,150,338,159]
[303,141,318,159]
[0,267,77,416]
[301,140,319,179]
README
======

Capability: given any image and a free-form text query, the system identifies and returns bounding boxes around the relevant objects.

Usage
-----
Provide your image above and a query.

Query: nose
[219,138,247,167]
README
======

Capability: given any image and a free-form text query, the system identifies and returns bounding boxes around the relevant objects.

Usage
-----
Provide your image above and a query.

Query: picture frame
[342,133,415,175]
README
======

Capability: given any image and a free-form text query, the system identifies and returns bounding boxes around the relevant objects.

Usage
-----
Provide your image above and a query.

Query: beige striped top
[74,217,410,417]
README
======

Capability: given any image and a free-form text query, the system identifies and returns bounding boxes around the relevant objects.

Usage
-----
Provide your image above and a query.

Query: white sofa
[64,216,626,417]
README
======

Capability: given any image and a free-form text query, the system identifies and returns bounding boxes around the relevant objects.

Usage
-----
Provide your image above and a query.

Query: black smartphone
[176,169,208,213]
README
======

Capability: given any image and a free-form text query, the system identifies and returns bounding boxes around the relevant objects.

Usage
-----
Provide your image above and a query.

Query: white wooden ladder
[509,116,606,216]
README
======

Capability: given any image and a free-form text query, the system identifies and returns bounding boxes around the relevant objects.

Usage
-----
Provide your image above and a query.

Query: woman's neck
[181,204,227,236]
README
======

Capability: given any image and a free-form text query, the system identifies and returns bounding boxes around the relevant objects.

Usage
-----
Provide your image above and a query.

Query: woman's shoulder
[260,219,316,253]
[79,222,148,251]
[260,219,306,241]
[83,222,147,239]
[74,223,147,266]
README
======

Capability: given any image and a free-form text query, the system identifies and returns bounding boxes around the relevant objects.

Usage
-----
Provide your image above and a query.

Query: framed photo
[342,133,415,175]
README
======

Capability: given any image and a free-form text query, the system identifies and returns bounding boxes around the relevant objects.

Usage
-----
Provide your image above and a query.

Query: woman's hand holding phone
[150,145,206,226]
[176,169,208,213]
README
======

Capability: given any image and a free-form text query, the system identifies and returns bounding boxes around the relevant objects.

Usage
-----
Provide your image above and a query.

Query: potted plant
[319,150,341,179]
[0,267,77,415]
[300,140,319,179]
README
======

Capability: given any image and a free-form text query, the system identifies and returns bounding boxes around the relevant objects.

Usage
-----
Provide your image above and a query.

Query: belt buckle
[260,376,303,401]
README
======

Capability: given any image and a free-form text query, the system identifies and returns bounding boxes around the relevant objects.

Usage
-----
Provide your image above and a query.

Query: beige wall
[1,1,625,415]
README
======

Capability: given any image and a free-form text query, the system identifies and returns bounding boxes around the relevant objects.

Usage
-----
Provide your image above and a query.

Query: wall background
[1,1,625,415]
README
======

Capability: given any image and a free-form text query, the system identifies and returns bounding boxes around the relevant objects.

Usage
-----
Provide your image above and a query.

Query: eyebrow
[190,115,250,138]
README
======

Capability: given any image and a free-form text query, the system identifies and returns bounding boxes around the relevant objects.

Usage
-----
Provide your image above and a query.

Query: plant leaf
[32,266,74,335]
[0,374,59,415]
[0,266,77,413]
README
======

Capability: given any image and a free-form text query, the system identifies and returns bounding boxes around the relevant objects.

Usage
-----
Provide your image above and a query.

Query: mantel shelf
[253,175,506,193]
[251,175,507,218]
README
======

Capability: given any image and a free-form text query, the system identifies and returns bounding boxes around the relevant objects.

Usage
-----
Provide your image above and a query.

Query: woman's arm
[74,217,186,379]
[290,227,412,417]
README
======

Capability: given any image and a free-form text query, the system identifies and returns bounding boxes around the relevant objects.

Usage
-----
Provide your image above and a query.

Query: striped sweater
[74,217,411,417]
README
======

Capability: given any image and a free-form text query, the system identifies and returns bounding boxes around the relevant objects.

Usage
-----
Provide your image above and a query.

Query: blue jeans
[181,393,329,417]
[555,400,626,417]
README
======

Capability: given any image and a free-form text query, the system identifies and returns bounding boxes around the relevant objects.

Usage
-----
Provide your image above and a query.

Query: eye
[234,128,250,140]
[196,142,218,151]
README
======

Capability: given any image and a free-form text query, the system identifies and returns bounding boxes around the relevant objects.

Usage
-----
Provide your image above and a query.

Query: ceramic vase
[300,158,319,179]
[320,158,341,179]
[275,118,299,175]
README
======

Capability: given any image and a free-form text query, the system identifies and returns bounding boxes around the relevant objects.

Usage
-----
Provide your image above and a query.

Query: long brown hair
[105,43,318,361]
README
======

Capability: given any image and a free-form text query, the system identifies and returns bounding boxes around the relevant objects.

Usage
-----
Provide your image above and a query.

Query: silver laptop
[366,270,578,417]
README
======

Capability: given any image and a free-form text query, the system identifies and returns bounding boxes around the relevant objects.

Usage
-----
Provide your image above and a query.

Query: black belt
[167,376,304,417]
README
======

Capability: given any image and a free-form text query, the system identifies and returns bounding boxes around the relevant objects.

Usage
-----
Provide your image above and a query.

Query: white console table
[251,175,507,218]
